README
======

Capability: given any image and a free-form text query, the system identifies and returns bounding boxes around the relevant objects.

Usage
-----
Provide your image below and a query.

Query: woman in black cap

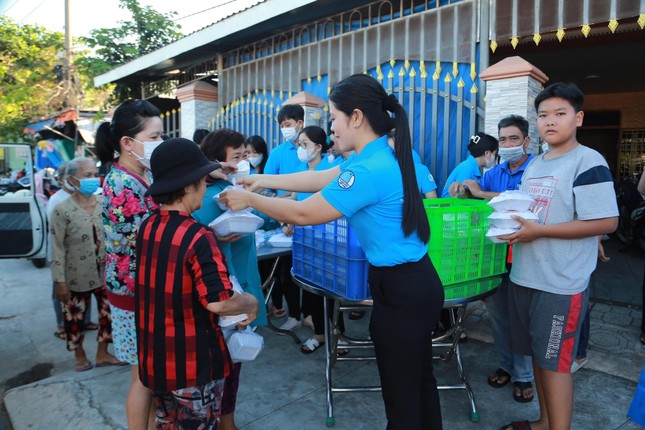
[134,137,259,429]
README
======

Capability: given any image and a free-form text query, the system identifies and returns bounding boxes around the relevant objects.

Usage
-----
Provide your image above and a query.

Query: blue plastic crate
[292,218,370,301]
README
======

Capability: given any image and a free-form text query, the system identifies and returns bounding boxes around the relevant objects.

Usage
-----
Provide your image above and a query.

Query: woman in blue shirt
[441,132,499,197]
[221,74,445,430]
[192,129,268,430]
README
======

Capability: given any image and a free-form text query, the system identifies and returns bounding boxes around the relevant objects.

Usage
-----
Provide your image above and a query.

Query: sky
[0,0,255,38]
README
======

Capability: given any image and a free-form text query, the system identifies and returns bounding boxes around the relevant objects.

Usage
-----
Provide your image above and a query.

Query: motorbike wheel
[31,258,46,268]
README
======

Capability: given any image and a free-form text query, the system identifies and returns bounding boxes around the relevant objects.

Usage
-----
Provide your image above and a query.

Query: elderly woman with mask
[51,157,122,371]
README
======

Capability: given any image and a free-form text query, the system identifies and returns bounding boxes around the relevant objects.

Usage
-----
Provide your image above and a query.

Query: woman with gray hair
[51,157,123,371]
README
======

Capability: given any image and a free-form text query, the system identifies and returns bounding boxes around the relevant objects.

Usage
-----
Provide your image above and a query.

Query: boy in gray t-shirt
[499,83,618,430]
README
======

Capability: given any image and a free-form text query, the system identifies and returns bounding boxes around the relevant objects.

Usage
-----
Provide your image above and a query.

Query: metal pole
[64,0,72,108]
[478,0,490,120]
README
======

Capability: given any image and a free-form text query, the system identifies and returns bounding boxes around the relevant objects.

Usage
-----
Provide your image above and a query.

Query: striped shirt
[135,210,234,392]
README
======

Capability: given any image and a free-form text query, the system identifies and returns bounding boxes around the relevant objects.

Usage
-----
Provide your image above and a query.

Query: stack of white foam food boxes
[209,159,265,237]
[485,190,538,243]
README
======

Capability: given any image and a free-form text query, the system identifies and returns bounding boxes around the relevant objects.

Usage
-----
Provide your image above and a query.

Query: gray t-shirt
[510,144,618,295]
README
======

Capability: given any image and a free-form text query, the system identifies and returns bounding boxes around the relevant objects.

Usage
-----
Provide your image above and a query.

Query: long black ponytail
[95,99,161,164]
[329,74,429,243]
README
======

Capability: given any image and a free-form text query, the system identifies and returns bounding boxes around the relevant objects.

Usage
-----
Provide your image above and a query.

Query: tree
[0,17,112,141]
[0,17,69,141]
[78,0,183,103]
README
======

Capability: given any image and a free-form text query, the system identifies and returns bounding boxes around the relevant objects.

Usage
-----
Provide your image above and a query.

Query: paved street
[1,237,644,429]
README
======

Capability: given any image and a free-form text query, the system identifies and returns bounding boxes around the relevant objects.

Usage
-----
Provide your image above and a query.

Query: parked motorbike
[615,177,645,252]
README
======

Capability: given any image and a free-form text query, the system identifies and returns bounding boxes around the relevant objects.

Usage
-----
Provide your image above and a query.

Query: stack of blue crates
[292,218,371,301]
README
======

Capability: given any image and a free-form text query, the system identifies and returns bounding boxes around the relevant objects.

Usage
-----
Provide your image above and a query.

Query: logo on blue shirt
[338,171,355,189]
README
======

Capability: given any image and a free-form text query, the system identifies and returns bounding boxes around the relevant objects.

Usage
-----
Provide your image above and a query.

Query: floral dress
[102,163,158,364]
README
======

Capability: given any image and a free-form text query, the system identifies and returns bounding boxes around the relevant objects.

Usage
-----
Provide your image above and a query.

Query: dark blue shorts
[508,281,588,373]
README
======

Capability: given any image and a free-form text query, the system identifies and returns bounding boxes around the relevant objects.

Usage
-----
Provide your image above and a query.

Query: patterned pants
[153,379,225,430]
[62,287,112,352]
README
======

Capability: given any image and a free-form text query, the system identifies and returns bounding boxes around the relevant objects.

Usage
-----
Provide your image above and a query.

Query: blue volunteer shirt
[415,163,437,195]
[321,135,428,267]
[297,157,340,201]
[264,140,307,195]
[441,155,482,197]
[477,154,534,193]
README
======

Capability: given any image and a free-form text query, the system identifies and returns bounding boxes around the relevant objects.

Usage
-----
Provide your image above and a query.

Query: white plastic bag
[218,276,249,328]
[209,209,264,236]
[226,326,264,363]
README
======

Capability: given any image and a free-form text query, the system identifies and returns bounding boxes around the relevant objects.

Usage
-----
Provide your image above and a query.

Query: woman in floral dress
[95,99,163,430]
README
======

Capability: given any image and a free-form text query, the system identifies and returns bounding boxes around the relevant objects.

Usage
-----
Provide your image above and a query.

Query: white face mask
[131,138,163,169]
[498,145,525,164]
[281,127,297,142]
[297,146,318,163]
[542,143,549,153]
[248,154,263,168]
[485,153,497,169]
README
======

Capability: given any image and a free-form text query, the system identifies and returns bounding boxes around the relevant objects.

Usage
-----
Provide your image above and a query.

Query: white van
[0,144,48,267]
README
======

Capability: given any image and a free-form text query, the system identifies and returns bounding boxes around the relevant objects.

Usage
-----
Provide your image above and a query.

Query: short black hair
[277,104,304,124]
[298,126,331,153]
[534,82,584,113]
[200,129,245,162]
[151,178,202,205]
[467,132,498,157]
[192,129,210,145]
[498,115,529,138]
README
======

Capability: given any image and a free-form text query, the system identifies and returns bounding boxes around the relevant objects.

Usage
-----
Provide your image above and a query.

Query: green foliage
[79,0,183,103]
[0,16,66,141]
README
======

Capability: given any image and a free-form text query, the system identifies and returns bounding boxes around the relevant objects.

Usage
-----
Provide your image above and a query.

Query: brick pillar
[175,81,218,140]
[480,56,549,154]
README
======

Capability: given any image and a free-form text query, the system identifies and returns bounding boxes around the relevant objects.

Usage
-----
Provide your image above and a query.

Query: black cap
[146,138,220,196]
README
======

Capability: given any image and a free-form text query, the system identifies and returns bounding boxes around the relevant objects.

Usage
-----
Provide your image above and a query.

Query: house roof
[94,0,370,87]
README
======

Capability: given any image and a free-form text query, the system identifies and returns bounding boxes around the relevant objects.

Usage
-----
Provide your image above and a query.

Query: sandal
[337,338,349,356]
[513,381,534,403]
[348,310,365,320]
[499,420,532,430]
[301,338,323,354]
[487,368,511,388]
[75,361,93,372]
[271,306,286,318]
[53,329,66,340]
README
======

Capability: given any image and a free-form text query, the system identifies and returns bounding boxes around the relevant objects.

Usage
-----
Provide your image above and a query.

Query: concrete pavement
[1,237,644,430]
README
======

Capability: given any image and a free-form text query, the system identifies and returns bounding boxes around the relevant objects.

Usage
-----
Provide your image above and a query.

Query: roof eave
[94,0,316,87]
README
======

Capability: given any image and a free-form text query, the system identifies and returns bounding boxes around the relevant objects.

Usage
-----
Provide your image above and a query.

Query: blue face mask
[73,177,100,196]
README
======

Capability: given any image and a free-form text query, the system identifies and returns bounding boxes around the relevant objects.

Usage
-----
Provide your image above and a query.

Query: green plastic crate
[424,198,507,286]
[444,275,502,302]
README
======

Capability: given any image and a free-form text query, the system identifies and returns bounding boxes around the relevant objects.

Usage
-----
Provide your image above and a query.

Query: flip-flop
[53,330,66,340]
[95,360,127,367]
[513,381,534,403]
[271,307,286,318]
[85,323,99,331]
[488,368,511,388]
[499,420,532,430]
[301,338,323,354]
[75,361,93,372]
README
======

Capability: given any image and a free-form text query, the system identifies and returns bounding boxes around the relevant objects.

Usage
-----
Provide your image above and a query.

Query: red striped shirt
[135,210,234,392]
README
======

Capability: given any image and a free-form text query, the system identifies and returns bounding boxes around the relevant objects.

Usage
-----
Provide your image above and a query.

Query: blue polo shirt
[415,163,437,195]
[264,140,307,195]
[297,157,340,201]
[321,135,428,267]
[441,155,482,197]
[477,154,534,193]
